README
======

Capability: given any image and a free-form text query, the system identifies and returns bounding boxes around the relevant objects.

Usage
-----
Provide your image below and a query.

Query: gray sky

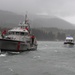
[0,0,75,24]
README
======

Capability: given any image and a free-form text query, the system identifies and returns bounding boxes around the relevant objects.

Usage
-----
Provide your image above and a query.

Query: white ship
[0,14,37,52]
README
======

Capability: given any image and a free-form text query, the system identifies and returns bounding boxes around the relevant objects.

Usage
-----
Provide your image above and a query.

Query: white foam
[0,54,6,57]
[9,68,13,72]
[33,56,40,59]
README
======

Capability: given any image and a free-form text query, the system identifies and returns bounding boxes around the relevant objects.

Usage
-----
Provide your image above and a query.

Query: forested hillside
[32,28,75,41]
[0,10,75,29]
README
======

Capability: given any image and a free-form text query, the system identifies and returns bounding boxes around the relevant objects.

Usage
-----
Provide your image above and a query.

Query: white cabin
[65,36,74,41]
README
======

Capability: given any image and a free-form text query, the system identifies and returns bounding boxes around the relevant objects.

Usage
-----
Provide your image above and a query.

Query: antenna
[24,12,31,33]
[25,11,28,24]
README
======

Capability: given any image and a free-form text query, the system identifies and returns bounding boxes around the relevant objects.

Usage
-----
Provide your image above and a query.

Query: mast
[25,11,27,24]
[25,12,31,33]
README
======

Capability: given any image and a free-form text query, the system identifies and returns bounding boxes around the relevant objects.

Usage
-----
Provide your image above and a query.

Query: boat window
[20,32,24,35]
[21,26,22,28]
[8,32,14,35]
[8,31,28,36]
[66,40,73,42]
[16,32,19,35]
[25,32,28,35]
[12,32,14,34]
[20,32,28,36]
[8,32,12,34]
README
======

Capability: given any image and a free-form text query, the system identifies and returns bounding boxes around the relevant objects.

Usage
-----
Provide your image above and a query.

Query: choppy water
[0,41,75,75]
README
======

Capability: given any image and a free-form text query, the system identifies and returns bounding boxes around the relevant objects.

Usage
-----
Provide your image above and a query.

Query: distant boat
[64,36,74,45]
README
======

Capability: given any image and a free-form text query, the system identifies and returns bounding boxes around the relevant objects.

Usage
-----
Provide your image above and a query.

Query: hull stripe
[17,42,20,51]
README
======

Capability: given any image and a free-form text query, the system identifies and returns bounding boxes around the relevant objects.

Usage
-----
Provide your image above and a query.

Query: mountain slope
[0,10,24,28]
[30,17,75,29]
[0,10,75,29]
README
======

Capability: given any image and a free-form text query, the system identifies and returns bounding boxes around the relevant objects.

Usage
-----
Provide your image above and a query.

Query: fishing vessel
[0,14,37,52]
[64,36,74,45]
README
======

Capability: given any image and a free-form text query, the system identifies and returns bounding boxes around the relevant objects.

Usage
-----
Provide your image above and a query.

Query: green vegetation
[32,28,75,41]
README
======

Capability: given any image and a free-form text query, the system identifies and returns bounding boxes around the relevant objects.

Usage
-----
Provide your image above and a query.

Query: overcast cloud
[0,0,75,23]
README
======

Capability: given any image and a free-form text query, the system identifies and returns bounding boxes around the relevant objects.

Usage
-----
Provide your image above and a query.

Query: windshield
[7,31,28,36]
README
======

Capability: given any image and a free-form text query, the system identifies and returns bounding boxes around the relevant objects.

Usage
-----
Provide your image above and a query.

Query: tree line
[32,28,66,41]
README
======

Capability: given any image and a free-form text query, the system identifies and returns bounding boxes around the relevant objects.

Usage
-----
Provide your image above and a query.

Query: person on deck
[1,29,7,38]
[31,34,35,45]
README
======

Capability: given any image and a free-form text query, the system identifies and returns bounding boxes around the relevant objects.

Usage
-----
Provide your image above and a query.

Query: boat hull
[64,42,74,45]
[0,39,28,52]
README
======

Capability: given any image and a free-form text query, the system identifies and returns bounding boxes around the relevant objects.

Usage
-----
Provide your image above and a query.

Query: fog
[0,0,75,23]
